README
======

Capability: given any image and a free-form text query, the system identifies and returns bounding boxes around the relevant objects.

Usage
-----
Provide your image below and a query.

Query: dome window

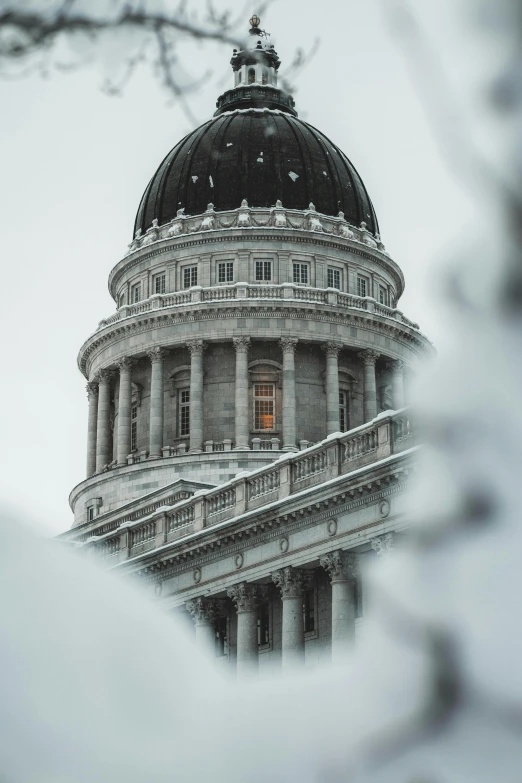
[248,68,256,85]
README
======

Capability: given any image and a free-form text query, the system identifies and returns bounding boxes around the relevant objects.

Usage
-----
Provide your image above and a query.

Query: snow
[191,176,198,183]
[209,175,214,188]
[288,171,299,182]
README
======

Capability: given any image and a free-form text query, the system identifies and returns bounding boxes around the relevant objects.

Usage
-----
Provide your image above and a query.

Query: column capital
[95,368,115,384]
[227,582,268,612]
[147,346,169,363]
[116,356,135,372]
[86,381,99,400]
[385,359,406,375]
[320,550,358,582]
[371,532,394,557]
[187,339,205,357]
[358,349,380,366]
[185,596,226,624]
[232,336,251,353]
[272,566,312,598]
[323,341,342,358]
[280,337,298,354]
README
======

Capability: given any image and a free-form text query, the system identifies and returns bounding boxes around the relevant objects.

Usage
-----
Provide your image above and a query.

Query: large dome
[134,110,379,237]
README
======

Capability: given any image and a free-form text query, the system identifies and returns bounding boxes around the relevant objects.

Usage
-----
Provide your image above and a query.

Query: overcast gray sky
[0,0,479,535]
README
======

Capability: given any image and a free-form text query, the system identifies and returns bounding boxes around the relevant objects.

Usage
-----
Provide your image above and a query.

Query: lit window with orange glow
[253,383,275,431]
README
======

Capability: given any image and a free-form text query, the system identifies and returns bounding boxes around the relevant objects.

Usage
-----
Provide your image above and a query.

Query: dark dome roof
[134,109,379,237]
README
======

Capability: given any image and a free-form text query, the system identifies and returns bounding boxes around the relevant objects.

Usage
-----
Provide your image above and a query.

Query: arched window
[262,68,268,85]
[238,70,243,84]
[248,68,256,85]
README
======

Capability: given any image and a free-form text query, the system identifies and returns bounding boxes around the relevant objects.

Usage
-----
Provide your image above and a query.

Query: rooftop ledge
[67,409,418,564]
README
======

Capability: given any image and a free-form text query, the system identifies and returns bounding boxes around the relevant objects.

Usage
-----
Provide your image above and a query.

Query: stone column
[272,566,309,670]
[116,357,134,466]
[228,582,267,679]
[187,340,205,453]
[320,550,357,662]
[359,350,380,422]
[324,342,341,435]
[233,337,250,450]
[95,369,113,473]
[389,360,406,410]
[86,381,99,478]
[148,347,167,458]
[185,597,225,658]
[280,338,298,451]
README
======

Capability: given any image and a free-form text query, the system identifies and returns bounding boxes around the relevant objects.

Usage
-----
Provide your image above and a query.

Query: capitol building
[60,17,431,676]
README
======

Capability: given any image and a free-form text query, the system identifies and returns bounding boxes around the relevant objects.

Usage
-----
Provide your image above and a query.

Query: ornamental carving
[233,336,251,353]
[147,347,169,363]
[96,369,115,384]
[324,342,342,358]
[227,582,268,612]
[86,381,99,400]
[186,596,226,624]
[280,337,298,354]
[272,566,311,598]
[186,339,205,357]
[320,550,358,582]
[116,356,135,372]
[371,532,394,557]
[358,349,380,365]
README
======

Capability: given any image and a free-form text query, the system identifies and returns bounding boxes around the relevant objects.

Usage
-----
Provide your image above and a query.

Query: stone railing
[88,409,417,563]
[96,283,419,333]
[204,440,233,452]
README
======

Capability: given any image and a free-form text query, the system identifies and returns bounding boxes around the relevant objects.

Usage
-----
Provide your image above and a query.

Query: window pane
[253,383,275,430]
[155,274,166,294]
[357,276,367,297]
[379,286,387,305]
[179,389,190,436]
[303,589,315,633]
[183,267,197,288]
[339,391,348,432]
[327,268,340,289]
[256,260,271,281]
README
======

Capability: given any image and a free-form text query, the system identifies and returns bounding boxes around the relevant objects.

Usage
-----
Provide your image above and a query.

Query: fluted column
[228,582,267,678]
[389,360,406,410]
[324,342,341,435]
[359,350,380,422]
[148,347,167,458]
[272,566,309,669]
[320,550,357,661]
[187,340,204,453]
[233,337,250,450]
[116,358,134,466]
[185,597,225,658]
[86,381,99,478]
[280,338,298,451]
[95,369,113,473]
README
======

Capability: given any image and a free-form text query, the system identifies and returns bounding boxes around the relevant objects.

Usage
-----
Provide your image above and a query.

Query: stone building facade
[61,17,432,676]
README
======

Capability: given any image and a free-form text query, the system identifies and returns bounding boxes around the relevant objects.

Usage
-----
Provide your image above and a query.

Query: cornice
[78,301,432,377]
[120,471,410,585]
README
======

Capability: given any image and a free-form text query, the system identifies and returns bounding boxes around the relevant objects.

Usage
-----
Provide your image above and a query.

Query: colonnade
[185,550,358,677]
[85,339,407,478]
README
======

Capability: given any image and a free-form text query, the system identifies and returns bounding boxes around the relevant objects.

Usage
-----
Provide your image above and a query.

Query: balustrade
[343,429,378,462]
[248,469,280,500]
[89,410,416,562]
[291,449,327,482]
[130,521,156,548]
[207,488,236,516]
[168,505,195,531]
